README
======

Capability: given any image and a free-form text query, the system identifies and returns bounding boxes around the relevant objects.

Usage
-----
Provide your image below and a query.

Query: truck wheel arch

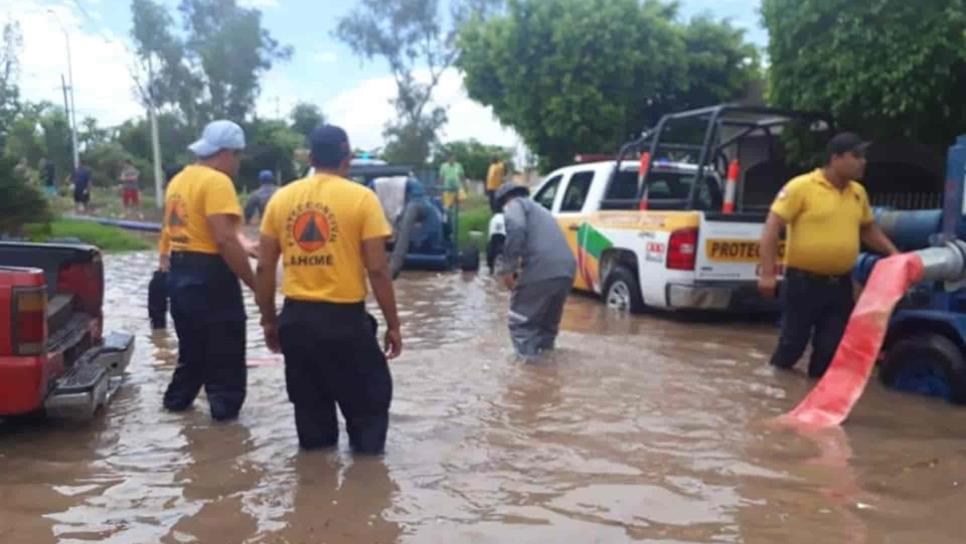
[600,249,646,313]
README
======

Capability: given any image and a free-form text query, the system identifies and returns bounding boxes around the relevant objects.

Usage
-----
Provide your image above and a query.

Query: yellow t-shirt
[486,162,505,191]
[162,164,243,254]
[260,173,392,303]
[770,169,874,275]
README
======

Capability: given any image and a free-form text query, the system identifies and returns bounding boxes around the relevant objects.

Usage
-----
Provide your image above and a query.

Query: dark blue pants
[278,300,392,454]
[148,270,168,329]
[164,252,246,421]
[769,268,854,378]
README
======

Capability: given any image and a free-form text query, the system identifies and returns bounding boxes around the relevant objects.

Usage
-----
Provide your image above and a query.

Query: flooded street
[5,251,966,543]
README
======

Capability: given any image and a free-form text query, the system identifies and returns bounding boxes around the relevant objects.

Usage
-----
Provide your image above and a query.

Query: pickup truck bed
[0,242,134,419]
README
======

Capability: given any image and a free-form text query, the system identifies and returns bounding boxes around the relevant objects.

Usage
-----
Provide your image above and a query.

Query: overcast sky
[9,0,765,153]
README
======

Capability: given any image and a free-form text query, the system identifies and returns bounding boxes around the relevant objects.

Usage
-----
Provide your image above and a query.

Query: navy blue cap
[309,125,351,167]
[258,169,274,183]
[827,132,869,157]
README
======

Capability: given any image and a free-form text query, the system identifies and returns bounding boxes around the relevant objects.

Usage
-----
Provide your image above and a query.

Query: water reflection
[3,251,966,542]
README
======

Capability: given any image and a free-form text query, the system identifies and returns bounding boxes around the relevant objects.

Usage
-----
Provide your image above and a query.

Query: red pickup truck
[0,242,134,419]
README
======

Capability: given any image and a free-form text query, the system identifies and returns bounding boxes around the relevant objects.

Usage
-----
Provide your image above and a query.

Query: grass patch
[456,194,492,249]
[50,186,164,223]
[24,219,150,252]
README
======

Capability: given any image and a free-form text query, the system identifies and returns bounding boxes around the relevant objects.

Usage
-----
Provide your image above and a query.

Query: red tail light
[667,228,698,271]
[12,287,47,356]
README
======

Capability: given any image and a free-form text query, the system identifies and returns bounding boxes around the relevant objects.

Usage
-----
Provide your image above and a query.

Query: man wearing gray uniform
[495,184,577,358]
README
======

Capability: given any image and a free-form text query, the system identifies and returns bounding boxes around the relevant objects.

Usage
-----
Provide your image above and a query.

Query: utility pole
[147,57,164,208]
[64,28,79,170]
[48,9,79,170]
[60,74,71,130]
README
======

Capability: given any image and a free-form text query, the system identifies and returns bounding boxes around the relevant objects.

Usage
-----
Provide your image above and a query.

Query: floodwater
[4,252,966,543]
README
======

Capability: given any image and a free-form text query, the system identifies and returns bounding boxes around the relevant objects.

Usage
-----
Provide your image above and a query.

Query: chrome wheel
[606,280,631,311]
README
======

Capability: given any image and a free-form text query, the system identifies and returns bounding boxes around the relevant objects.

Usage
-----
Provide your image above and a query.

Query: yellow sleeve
[360,191,392,241]
[770,178,807,222]
[203,174,242,217]
[857,184,874,225]
[259,192,281,240]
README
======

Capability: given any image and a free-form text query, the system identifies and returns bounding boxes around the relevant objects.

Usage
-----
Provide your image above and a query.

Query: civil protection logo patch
[286,203,339,253]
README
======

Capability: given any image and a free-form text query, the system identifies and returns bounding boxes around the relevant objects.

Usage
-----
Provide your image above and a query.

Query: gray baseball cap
[188,120,246,157]
[495,183,530,209]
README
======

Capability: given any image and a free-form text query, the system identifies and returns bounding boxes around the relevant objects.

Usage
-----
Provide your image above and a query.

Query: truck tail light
[12,287,47,356]
[667,228,698,271]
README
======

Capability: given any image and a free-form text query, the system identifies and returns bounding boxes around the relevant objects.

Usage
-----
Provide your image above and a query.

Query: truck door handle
[568,225,580,231]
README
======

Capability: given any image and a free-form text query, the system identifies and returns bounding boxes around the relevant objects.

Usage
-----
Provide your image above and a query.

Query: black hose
[390,201,426,279]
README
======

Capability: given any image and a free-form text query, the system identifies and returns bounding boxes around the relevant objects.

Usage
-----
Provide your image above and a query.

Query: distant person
[438,154,466,211]
[485,156,505,212]
[71,162,92,213]
[42,159,57,198]
[164,163,184,184]
[759,133,898,378]
[255,124,401,454]
[120,160,141,208]
[161,120,255,421]
[244,169,278,224]
[495,183,577,358]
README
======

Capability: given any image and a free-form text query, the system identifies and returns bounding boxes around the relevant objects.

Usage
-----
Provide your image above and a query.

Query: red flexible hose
[776,253,925,427]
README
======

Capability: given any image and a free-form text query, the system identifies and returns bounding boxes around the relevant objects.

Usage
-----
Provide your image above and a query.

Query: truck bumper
[44,332,135,419]
[666,282,780,313]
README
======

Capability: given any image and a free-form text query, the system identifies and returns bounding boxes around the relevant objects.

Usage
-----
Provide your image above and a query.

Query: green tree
[0,155,50,235]
[335,0,499,166]
[131,0,292,126]
[380,108,447,166]
[239,119,302,189]
[761,0,966,150]
[458,0,759,168]
[83,141,144,188]
[116,112,195,167]
[289,102,325,138]
[0,20,24,153]
[433,139,512,180]
[3,116,43,167]
[80,117,110,149]
[39,107,73,180]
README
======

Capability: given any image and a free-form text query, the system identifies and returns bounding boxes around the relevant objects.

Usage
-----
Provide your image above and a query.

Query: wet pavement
[4,251,966,543]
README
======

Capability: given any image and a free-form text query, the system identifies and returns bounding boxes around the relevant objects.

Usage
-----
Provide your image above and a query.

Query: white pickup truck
[525,105,825,313]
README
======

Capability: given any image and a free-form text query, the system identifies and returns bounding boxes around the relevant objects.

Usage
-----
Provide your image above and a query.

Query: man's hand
[261,317,280,353]
[502,273,516,291]
[758,274,778,299]
[384,327,402,360]
[159,253,170,273]
[238,233,259,258]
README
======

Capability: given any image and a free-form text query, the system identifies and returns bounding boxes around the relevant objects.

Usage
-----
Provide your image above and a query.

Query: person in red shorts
[120,160,141,208]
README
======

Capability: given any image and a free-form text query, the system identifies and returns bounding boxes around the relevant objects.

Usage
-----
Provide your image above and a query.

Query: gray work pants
[508,276,573,357]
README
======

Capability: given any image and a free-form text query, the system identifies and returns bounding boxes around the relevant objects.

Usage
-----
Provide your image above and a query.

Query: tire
[460,245,480,272]
[879,333,966,404]
[602,265,645,314]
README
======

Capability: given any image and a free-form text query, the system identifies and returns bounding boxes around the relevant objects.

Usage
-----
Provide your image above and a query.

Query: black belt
[785,267,850,283]
[283,298,365,314]
[171,251,223,266]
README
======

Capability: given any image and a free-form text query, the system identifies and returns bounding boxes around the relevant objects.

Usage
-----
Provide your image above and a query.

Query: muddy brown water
[4,251,966,543]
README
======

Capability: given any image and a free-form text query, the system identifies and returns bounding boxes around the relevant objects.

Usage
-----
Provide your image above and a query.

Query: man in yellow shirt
[161,120,256,421]
[255,125,402,454]
[485,156,505,211]
[759,133,898,377]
